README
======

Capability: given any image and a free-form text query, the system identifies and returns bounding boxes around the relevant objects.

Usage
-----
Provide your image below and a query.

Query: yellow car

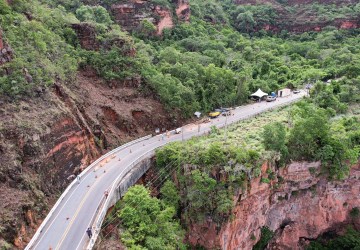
[209,111,221,118]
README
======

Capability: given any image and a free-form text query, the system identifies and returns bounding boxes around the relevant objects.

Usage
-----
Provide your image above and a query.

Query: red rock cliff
[187,162,360,249]
[111,0,189,35]
[234,0,360,33]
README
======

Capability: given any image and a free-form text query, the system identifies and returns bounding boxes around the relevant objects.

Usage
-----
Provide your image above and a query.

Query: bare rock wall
[187,162,360,249]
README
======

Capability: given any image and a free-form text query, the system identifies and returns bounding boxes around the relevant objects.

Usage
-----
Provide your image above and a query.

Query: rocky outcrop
[155,6,173,35]
[187,162,360,249]
[72,23,99,50]
[264,18,360,33]
[111,2,157,32]
[71,23,136,56]
[234,0,359,6]
[111,0,189,35]
[234,0,360,33]
[0,29,13,65]
[176,0,190,22]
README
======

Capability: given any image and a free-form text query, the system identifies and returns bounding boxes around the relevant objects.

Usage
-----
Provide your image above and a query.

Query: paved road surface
[27,91,306,250]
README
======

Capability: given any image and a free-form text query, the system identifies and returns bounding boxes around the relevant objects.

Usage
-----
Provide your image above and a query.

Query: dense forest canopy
[0,0,359,117]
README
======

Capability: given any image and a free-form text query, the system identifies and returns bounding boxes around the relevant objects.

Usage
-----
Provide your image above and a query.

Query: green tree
[139,19,157,38]
[0,0,11,14]
[262,122,288,162]
[288,104,329,160]
[160,180,180,211]
[75,5,112,26]
[253,227,274,250]
[119,185,185,249]
[236,11,256,33]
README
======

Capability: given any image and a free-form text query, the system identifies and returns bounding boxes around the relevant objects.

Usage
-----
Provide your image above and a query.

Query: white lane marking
[33,171,96,249]
[74,189,109,250]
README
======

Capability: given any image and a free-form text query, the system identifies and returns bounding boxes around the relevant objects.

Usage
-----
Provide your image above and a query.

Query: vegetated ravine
[0,0,359,249]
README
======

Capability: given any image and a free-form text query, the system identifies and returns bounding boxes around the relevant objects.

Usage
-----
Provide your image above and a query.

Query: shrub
[253,227,274,250]
[350,207,359,218]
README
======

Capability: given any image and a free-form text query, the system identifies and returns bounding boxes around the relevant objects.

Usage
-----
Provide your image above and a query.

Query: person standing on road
[86,227,92,238]
[76,175,81,184]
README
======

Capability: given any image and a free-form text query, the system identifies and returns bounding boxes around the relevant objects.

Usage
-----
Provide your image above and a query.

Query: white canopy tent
[251,89,268,98]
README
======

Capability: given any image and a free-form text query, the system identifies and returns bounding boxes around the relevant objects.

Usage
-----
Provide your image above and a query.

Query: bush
[350,207,359,218]
[261,177,270,183]
[253,227,274,250]
[119,185,185,249]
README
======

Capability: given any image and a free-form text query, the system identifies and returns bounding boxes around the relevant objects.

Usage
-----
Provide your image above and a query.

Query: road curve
[26,91,306,250]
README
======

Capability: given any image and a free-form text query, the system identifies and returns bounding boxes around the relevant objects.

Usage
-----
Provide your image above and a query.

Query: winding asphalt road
[26,91,306,250]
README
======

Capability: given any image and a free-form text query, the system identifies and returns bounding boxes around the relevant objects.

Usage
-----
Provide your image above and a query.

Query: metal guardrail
[25,134,152,250]
[86,148,159,250]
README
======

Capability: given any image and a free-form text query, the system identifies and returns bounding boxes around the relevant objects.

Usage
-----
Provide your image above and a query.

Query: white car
[266,96,277,102]
[175,128,182,134]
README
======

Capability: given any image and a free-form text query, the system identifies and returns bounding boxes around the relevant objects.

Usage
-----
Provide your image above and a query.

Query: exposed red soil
[155,6,174,35]
[73,69,179,147]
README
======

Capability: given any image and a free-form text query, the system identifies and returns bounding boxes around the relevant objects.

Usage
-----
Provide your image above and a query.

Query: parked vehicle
[222,111,231,116]
[175,128,182,134]
[293,90,300,94]
[266,96,277,102]
[209,111,221,118]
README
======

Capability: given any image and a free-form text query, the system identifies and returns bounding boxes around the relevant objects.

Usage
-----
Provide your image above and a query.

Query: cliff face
[71,23,100,50]
[0,89,100,248]
[234,0,360,32]
[187,162,360,249]
[263,18,359,33]
[111,0,190,34]
[234,0,359,4]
